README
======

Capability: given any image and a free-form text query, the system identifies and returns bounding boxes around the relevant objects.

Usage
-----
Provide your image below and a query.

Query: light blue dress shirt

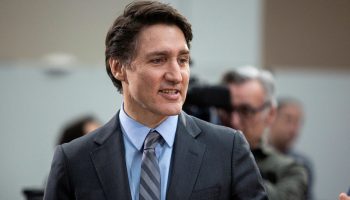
[119,106,178,200]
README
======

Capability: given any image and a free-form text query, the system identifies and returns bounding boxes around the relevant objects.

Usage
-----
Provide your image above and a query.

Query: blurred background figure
[23,115,100,200]
[268,97,314,199]
[217,66,308,200]
[57,115,100,145]
[268,97,304,153]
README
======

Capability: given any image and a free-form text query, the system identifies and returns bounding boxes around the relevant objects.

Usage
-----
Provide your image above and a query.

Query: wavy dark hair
[105,1,193,92]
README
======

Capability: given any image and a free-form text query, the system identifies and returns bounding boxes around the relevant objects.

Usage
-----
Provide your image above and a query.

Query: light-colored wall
[0,65,122,200]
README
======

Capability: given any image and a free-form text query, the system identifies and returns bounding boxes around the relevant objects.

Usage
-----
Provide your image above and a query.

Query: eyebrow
[145,49,190,57]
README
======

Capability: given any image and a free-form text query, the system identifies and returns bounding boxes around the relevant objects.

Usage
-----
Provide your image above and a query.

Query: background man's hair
[276,97,303,111]
[221,66,277,107]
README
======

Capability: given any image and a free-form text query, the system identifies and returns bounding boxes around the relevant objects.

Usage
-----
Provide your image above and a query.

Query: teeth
[161,89,177,94]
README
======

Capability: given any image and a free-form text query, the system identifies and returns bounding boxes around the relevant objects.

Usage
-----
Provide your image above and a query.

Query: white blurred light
[42,52,77,66]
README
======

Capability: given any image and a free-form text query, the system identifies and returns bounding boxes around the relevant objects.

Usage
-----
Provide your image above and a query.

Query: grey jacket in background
[253,143,308,200]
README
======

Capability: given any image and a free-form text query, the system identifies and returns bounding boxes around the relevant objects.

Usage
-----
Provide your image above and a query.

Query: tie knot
[143,131,161,150]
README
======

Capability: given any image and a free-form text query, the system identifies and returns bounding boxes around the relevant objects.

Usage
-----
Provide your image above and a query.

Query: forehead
[279,104,303,116]
[229,80,266,106]
[134,23,189,56]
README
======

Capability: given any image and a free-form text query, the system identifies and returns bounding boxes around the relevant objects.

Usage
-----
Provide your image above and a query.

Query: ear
[109,58,126,81]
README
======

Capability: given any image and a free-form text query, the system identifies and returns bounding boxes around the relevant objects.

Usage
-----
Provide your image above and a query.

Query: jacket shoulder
[60,114,118,159]
[189,113,239,134]
[183,112,244,143]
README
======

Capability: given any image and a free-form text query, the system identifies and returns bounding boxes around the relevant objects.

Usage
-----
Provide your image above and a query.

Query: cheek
[181,68,190,82]
[132,71,157,89]
[249,117,265,133]
[183,69,190,79]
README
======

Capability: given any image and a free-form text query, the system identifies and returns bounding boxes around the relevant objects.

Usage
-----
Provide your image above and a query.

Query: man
[268,97,304,154]
[44,1,267,200]
[268,97,314,199]
[218,66,308,200]
[57,115,101,145]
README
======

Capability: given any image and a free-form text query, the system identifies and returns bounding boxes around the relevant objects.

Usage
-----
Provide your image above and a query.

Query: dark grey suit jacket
[44,111,267,200]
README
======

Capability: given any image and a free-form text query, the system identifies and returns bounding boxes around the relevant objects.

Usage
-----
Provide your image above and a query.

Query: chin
[163,108,182,116]
[157,105,182,116]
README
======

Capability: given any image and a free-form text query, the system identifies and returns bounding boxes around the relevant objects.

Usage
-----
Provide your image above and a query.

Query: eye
[178,56,190,66]
[237,106,255,117]
[150,57,166,64]
[239,107,251,116]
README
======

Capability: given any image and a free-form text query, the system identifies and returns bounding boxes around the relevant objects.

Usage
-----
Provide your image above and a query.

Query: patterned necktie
[139,131,161,200]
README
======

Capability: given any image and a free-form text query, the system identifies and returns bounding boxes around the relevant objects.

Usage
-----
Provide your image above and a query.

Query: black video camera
[183,82,232,122]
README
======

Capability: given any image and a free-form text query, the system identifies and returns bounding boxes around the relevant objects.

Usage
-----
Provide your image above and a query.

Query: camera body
[184,79,231,122]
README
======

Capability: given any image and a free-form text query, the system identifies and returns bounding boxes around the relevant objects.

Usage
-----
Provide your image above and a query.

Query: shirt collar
[119,104,178,151]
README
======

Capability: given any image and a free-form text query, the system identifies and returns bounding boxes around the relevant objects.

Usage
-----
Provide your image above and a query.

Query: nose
[165,59,183,83]
[231,111,242,129]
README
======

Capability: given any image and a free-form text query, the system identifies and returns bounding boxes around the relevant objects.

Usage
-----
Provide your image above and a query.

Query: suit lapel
[167,112,206,200]
[90,114,132,200]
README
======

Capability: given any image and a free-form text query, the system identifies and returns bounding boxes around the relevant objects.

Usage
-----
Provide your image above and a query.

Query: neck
[268,138,288,153]
[123,104,168,129]
[249,140,260,150]
[278,146,289,154]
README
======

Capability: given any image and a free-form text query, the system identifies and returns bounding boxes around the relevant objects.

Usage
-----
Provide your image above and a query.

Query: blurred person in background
[57,115,100,145]
[217,66,308,200]
[268,97,314,199]
[23,115,100,200]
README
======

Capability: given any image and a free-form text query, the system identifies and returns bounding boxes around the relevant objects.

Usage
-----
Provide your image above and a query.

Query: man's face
[226,80,274,149]
[120,24,190,127]
[269,104,303,151]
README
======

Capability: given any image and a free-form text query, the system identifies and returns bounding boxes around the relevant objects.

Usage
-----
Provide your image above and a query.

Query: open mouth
[159,89,179,94]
